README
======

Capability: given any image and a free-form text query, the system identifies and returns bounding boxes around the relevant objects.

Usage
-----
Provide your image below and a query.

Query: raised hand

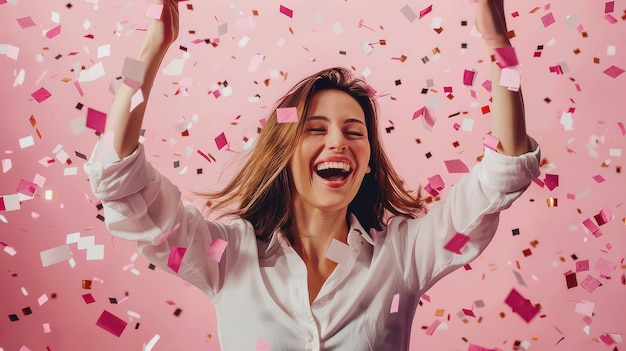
[139,0,180,60]
[473,0,510,47]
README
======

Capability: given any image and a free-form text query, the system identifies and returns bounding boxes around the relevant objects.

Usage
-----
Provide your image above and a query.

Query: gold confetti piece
[547,197,558,207]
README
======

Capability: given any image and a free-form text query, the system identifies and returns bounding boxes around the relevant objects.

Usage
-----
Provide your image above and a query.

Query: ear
[366,165,371,174]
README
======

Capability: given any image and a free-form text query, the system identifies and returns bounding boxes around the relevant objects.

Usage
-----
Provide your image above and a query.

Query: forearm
[107,49,167,158]
[485,39,529,156]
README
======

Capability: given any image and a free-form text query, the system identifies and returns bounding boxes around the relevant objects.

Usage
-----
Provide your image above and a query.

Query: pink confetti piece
[325,239,352,265]
[424,319,441,335]
[576,260,590,272]
[605,1,615,13]
[599,333,617,345]
[580,274,601,293]
[206,238,228,263]
[40,245,72,267]
[390,293,400,313]
[541,13,555,27]
[412,106,436,131]
[618,122,626,135]
[122,57,147,90]
[0,194,20,211]
[16,179,36,197]
[463,69,476,86]
[481,79,492,93]
[157,222,181,244]
[215,132,228,150]
[462,308,476,317]
[604,14,618,24]
[444,233,470,254]
[594,257,616,277]
[145,4,163,19]
[276,107,298,123]
[400,5,418,22]
[427,174,445,191]
[483,133,500,151]
[256,338,271,351]
[505,288,540,323]
[493,47,519,68]
[167,247,186,273]
[582,218,602,237]
[96,310,127,337]
[468,345,495,351]
[603,65,624,78]
[86,108,107,133]
[443,159,469,173]
[16,16,36,29]
[574,300,594,317]
[592,175,605,183]
[419,5,433,19]
[595,207,614,225]
[45,25,62,39]
[82,293,96,304]
[31,87,52,103]
[543,174,559,191]
[1,159,11,173]
[74,81,84,96]
[279,5,293,18]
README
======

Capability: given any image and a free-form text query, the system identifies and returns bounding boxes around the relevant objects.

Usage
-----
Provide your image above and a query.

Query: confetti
[505,288,540,323]
[276,107,298,123]
[279,5,293,18]
[215,132,228,150]
[96,310,127,337]
[86,108,107,133]
[206,238,228,263]
[40,245,72,267]
[31,87,52,103]
[603,65,624,78]
[167,247,186,273]
[390,293,400,313]
[325,239,352,265]
[443,159,469,173]
[444,233,470,254]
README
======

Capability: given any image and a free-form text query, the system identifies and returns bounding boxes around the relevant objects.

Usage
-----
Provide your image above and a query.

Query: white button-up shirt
[84,135,540,350]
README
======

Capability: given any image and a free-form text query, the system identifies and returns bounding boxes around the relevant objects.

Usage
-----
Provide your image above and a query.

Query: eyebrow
[305,115,366,125]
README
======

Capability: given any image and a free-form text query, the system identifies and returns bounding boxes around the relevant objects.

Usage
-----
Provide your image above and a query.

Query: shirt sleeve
[83,136,250,301]
[389,137,541,295]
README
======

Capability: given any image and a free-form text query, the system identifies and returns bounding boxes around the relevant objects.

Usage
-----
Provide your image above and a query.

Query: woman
[85,0,541,349]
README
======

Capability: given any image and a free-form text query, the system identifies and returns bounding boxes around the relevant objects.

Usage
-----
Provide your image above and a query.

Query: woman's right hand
[139,0,180,60]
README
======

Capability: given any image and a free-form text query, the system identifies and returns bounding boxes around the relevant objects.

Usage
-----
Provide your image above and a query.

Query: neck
[292,202,349,266]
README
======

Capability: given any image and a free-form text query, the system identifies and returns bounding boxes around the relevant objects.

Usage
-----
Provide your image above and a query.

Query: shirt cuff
[83,135,153,202]
[478,136,541,193]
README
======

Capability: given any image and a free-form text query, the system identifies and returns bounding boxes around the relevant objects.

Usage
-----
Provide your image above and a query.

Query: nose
[326,126,347,151]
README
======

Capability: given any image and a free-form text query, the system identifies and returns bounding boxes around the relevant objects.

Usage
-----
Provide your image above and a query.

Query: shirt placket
[284,247,321,351]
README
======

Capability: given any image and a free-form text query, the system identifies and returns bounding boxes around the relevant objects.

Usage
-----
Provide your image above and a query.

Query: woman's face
[289,89,371,213]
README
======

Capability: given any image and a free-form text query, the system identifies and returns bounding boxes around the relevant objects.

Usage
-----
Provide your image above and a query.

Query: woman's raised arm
[475,0,529,156]
[106,0,179,158]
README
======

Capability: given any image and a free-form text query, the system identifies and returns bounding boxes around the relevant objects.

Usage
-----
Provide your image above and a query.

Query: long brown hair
[201,67,424,243]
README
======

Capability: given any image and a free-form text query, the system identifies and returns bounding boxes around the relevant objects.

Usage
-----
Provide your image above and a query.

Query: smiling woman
[83,0,541,350]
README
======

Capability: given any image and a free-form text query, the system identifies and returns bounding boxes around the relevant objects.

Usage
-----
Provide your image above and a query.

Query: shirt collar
[263,213,377,255]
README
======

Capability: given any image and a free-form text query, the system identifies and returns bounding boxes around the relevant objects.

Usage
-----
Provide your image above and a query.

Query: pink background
[1,0,625,350]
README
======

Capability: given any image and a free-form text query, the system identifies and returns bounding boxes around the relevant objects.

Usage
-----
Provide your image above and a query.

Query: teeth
[316,161,351,173]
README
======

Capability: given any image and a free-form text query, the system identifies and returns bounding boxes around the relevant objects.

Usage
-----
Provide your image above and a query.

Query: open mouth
[315,161,352,182]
